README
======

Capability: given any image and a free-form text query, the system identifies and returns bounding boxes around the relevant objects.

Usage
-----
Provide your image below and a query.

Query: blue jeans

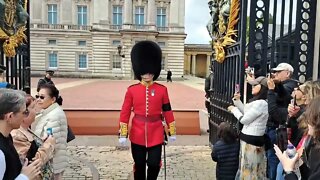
[276,163,284,180]
[267,128,280,180]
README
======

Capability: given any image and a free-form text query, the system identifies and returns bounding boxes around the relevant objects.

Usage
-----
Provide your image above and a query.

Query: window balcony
[110,25,123,30]
[31,23,92,31]
[157,27,169,32]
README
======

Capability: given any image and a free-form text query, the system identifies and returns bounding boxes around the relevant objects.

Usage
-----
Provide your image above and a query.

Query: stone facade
[184,44,212,78]
[30,0,186,79]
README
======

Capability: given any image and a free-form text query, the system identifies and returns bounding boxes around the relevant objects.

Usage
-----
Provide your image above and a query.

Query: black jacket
[37,77,55,92]
[267,79,298,128]
[211,139,240,180]
[287,107,306,147]
[0,133,22,180]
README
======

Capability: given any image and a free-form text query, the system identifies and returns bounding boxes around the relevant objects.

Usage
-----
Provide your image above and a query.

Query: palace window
[48,52,58,68]
[77,5,88,25]
[48,4,58,24]
[113,6,123,25]
[135,6,144,25]
[156,8,166,27]
[78,54,88,69]
[112,55,122,69]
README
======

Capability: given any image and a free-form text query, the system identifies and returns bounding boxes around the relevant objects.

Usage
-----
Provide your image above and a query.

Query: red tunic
[119,82,175,147]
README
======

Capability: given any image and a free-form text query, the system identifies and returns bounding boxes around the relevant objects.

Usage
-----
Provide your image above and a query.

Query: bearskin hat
[131,41,162,81]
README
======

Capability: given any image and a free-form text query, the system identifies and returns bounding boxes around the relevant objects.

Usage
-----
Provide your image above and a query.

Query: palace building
[30,0,186,79]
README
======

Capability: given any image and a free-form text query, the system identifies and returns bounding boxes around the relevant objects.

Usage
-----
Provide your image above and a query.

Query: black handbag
[67,125,75,143]
[26,140,39,161]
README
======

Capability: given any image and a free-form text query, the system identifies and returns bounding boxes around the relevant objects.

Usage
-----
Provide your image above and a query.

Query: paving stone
[63,145,216,180]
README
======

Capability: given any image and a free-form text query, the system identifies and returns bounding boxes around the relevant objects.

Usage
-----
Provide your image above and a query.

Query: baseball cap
[272,63,294,72]
[248,76,268,87]
[46,70,54,75]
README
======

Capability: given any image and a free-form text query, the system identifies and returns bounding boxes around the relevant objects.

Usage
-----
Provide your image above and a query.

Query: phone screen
[235,84,240,93]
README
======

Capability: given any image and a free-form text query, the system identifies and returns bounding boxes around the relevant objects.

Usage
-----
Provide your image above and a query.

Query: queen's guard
[118,40,176,180]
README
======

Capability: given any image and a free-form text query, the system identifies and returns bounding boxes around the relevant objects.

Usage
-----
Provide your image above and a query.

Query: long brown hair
[305,96,320,141]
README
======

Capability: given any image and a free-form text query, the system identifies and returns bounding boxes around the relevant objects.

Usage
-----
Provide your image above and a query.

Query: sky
[185,0,212,44]
[184,0,297,44]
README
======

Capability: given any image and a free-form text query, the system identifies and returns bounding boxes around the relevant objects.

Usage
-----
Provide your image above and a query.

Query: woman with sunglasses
[11,94,56,180]
[31,84,68,180]
[286,82,309,147]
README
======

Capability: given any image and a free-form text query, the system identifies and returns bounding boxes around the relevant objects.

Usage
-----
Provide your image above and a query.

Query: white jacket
[231,99,268,136]
[32,103,68,174]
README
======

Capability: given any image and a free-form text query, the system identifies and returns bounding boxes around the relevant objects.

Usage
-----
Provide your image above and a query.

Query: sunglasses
[35,95,45,100]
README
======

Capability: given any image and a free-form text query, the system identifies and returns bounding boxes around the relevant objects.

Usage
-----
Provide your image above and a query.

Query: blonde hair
[305,81,320,101]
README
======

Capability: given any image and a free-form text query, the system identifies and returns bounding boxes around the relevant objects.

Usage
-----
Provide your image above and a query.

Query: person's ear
[4,112,14,123]
[52,97,56,104]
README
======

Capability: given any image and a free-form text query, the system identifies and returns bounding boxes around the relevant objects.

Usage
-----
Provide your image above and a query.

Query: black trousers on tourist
[131,143,162,180]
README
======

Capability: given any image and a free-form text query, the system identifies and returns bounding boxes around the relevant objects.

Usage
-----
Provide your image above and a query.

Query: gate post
[0,0,30,92]
[313,1,320,80]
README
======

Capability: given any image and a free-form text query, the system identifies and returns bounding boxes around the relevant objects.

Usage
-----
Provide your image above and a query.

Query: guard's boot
[133,164,146,180]
[147,165,160,180]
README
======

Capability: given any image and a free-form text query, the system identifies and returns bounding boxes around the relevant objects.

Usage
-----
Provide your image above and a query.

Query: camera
[245,66,255,75]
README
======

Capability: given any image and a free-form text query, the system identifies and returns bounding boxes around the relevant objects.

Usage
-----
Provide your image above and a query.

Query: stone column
[313,1,320,80]
[147,0,156,28]
[206,54,211,76]
[169,0,179,27]
[123,0,132,27]
[61,0,72,24]
[186,54,191,75]
[93,0,109,24]
[178,0,185,28]
[192,54,196,76]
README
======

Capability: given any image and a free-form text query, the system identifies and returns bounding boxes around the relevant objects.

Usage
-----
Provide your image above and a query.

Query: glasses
[35,95,45,100]
[294,86,304,94]
[273,70,284,74]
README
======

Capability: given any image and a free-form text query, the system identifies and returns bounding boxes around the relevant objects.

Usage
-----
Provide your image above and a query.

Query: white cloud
[185,0,211,44]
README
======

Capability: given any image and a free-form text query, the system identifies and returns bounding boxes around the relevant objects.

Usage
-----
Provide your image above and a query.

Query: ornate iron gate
[0,0,30,93]
[208,0,318,145]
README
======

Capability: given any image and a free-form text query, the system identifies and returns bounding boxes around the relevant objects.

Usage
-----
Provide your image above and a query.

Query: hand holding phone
[235,84,240,93]
[291,95,297,107]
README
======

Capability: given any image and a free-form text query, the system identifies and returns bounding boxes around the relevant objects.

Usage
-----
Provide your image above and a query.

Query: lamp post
[117,45,125,58]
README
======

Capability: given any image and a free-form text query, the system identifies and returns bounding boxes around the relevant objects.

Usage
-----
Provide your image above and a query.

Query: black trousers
[131,143,162,180]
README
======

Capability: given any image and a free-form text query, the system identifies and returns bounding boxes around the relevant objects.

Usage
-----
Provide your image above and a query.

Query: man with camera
[265,63,298,180]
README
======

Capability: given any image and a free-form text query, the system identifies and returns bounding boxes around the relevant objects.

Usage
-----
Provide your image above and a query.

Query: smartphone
[250,67,255,75]
[235,84,240,93]
[47,128,53,136]
[291,95,297,107]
